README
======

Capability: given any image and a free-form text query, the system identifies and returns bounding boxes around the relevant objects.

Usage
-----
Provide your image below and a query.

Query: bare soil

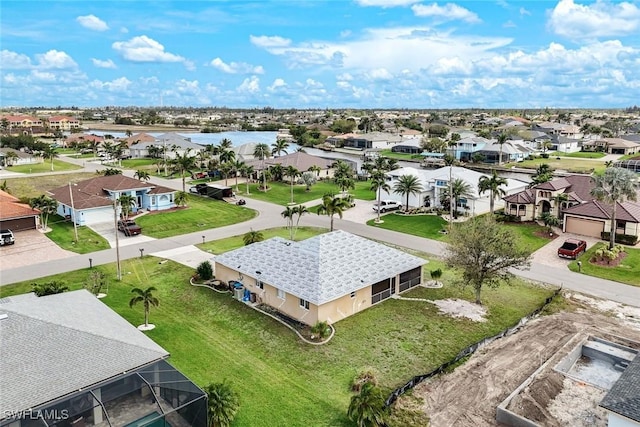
[403,294,640,427]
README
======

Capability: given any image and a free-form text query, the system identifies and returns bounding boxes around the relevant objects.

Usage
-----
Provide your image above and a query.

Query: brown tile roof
[564,199,640,222]
[247,152,334,171]
[0,190,40,220]
[504,175,595,204]
[48,176,175,209]
[503,188,535,204]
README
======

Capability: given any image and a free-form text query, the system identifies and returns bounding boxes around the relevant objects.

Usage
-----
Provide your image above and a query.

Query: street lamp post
[68,182,79,242]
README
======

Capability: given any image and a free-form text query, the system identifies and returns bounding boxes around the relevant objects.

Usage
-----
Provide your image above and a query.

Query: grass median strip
[569,243,640,286]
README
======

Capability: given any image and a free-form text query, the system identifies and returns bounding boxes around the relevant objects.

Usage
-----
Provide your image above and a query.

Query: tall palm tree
[231,160,245,193]
[530,163,554,187]
[243,229,264,245]
[171,149,197,193]
[134,170,151,181]
[393,174,423,211]
[219,148,235,165]
[281,206,295,240]
[316,193,349,231]
[477,169,508,214]
[205,381,240,427]
[271,139,290,157]
[219,162,233,187]
[43,145,58,171]
[447,178,474,218]
[284,166,300,204]
[292,204,308,240]
[308,164,321,177]
[175,191,188,207]
[591,167,640,249]
[240,164,254,195]
[29,195,57,230]
[443,154,456,225]
[253,143,270,192]
[118,194,137,219]
[347,382,388,427]
[370,171,390,223]
[335,175,355,195]
[129,286,159,328]
[219,138,233,150]
[496,132,508,166]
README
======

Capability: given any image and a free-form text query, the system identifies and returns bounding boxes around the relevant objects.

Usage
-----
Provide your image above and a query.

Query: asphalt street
[2,157,639,308]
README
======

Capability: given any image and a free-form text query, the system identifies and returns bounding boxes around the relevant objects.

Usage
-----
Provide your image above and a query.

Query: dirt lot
[401,293,640,427]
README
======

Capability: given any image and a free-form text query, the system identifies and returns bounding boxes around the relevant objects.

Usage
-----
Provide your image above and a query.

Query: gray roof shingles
[215,230,426,305]
[600,355,640,422]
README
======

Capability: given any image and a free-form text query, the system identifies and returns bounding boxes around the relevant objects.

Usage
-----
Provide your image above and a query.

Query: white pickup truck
[372,200,402,213]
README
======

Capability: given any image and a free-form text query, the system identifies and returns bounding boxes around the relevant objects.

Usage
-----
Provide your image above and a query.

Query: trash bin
[233,286,244,300]
[250,292,257,303]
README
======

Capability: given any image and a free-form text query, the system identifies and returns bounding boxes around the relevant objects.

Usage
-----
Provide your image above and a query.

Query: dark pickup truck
[557,238,587,259]
[117,219,142,236]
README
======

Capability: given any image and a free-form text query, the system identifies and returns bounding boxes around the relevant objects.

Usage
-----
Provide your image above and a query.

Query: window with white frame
[277,288,285,300]
[299,298,309,310]
[256,279,264,290]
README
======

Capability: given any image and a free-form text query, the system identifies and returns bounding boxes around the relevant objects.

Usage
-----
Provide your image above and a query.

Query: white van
[0,229,15,246]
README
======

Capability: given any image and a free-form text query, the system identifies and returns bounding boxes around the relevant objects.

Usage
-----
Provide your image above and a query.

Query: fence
[384,287,562,406]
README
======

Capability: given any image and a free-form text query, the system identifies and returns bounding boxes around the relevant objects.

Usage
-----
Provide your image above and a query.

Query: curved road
[1,157,638,308]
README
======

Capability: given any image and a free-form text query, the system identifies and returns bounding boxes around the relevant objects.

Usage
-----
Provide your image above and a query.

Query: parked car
[372,200,402,213]
[0,229,15,246]
[117,219,142,236]
[557,238,587,259]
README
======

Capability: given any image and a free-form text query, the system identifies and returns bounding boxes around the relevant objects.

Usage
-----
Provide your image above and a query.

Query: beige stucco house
[214,230,426,326]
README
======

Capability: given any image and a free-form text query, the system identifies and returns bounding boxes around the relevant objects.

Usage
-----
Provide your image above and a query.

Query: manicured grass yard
[6,159,82,174]
[1,172,96,199]
[569,243,640,286]
[135,196,257,238]
[199,226,327,254]
[45,214,110,253]
[506,157,605,174]
[549,151,605,159]
[0,244,557,427]
[120,158,159,169]
[243,180,376,205]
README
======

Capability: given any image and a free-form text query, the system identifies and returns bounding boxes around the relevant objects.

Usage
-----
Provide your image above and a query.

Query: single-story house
[384,166,527,215]
[391,139,423,154]
[0,290,207,427]
[0,190,40,231]
[214,230,426,325]
[599,354,640,427]
[562,198,640,239]
[0,148,39,167]
[48,175,176,226]
[583,138,640,155]
[474,141,531,163]
[326,132,403,150]
[503,175,594,222]
[129,133,204,159]
[248,151,336,177]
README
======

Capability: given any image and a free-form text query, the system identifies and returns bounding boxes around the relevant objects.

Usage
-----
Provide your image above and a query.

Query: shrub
[600,232,639,245]
[84,270,106,295]
[196,261,214,281]
[311,320,331,339]
[32,281,69,297]
[430,269,443,281]
[350,369,379,393]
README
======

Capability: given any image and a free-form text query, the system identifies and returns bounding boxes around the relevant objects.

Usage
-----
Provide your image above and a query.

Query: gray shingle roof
[215,230,426,305]
[600,355,640,422]
[0,291,168,416]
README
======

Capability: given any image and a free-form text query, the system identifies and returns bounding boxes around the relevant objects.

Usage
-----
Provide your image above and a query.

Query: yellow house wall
[317,287,372,324]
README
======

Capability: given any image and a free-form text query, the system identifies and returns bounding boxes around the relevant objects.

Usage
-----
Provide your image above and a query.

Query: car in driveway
[0,229,16,246]
[117,219,142,236]
[372,200,402,213]
[558,238,587,259]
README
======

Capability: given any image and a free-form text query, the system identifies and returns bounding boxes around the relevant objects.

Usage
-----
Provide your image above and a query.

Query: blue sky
[1,0,639,109]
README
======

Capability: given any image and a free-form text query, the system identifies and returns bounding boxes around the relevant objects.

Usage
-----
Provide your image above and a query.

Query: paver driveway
[0,229,74,271]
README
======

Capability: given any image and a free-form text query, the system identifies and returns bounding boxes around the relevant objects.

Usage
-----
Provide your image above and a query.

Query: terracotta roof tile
[0,190,40,220]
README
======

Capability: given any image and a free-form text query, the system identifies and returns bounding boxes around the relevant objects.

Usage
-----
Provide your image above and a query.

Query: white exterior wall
[607,412,639,427]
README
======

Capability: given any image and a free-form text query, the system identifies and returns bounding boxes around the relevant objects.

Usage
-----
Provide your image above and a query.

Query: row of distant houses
[1,114,81,133]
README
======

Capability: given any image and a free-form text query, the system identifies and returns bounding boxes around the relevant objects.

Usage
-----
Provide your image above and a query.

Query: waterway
[85,130,279,146]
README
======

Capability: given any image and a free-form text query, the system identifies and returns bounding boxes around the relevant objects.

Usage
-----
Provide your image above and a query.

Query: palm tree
[591,167,640,249]
[253,143,270,192]
[335,175,355,195]
[29,195,57,230]
[243,229,264,245]
[496,132,508,166]
[444,154,456,225]
[347,382,388,427]
[370,171,390,223]
[118,194,137,219]
[129,286,159,328]
[553,192,569,219]
[308,164,321,177]
[445,178,474,219]
[292,204,308,240]
[240,164,254,195]
[231,160,245,193]
[219,162,233,187]
[219,147,235,164]
[281,206,295,240]
[269,164,284,182]
[43,145,58,171]
[477,170,508,214]
[175,191,188,207]
[271,139,290,157]
[171,149,197,193]
[284,166,300,204]
[316,193,349,231]
[530,163,554,187]
[134,170,151,181]
[219,138,233,150]
[205,381,240,427]
[393,174,423,211]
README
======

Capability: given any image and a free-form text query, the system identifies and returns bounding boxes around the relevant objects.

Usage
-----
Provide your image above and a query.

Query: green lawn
[0,246,557,427]
[1,172,96,199]
[379,149,423,161]
[549,151,605,159]
[6,159,83,174]
[199,226,327,254]
[507,157,605,174]
[569,243,640,286]
[500,222,557,251]
[45,215,110,253]
[135,196,257,238]
[242,180,376,205]
[120,158,158,169]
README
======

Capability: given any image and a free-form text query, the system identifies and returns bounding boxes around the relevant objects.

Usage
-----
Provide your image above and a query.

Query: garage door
[0,216,37,232]
[565,216,604,238]
[82,208,114,225]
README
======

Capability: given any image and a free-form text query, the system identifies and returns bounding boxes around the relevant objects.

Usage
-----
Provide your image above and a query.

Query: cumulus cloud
[237,76,260,93]
[412,3,481,23]
[112,35,185,63]
[268,78,287,91]
[90,77,132,92]
[209,57,264,74]
[35,50,78,69]
[366,68,393,80]
[548,0,640,38]
[249,35,291,48]
[91,58,117,69]
[355,0,418,7]
[1,50,32,69]
[76,14,109,31]
[520,7,531,16]
[31,70,57,83]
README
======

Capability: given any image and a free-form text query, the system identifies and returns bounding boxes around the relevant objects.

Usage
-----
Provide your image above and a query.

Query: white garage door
[82,208,114,225]
[565,216,604,238]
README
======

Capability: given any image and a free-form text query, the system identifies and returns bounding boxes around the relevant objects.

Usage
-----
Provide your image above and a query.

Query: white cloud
[519,7,531,16]
[90,77,132,92]
[366,68,393,80]
[209,57,264,74]
[268,78,287,91]
[548,0,640,38]
[76,14,109,31]
[355,0,418,7]
[112,35,185,63]
[237,76,260,93]
[35,50,78,69]
[412,3,481,23]
[249,35,291,48]
[91,58,117,69]
[175,79,200,94]
[0,50,32,69]
[432,57,473,75]
[30,70,57,82]
[503,20,516,28]
[337,73,353,81]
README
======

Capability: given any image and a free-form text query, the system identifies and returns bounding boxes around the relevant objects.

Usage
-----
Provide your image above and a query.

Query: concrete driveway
[531,232,601,268]
[0,229,75,271]
[88,221,157,248]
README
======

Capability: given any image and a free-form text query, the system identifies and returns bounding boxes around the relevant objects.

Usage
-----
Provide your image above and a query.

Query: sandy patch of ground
[402,293,640,427]
[431,298,487,322]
